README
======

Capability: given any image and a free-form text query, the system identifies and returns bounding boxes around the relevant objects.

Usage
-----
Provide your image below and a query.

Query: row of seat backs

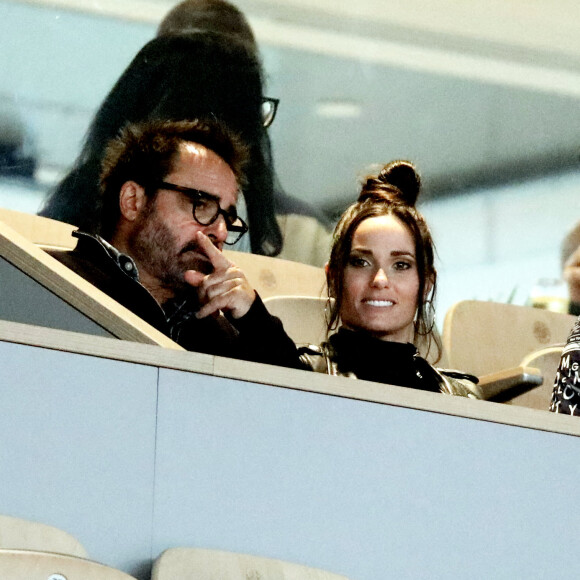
[266,296,576,368]
[267,297,575,409]
[0,514,348,579]
[2,206,573,360]
[0,548,348,580]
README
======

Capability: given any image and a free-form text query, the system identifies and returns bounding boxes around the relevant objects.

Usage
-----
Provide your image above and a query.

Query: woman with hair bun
[299,161,482,397]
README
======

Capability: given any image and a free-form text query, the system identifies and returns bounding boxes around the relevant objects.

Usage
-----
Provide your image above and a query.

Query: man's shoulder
[47,231,121,288]
[47,231,170,334]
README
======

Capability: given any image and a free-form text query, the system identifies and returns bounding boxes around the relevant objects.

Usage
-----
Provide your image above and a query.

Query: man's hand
[184,231,257,319]
[564,245,580,304]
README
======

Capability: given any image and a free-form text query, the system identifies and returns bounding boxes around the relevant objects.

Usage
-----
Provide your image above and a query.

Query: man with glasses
[48,118,301,367]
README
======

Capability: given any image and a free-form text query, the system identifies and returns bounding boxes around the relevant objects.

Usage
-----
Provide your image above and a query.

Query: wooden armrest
[477,366,543,400]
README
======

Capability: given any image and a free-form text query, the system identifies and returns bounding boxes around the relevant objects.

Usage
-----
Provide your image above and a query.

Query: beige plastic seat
[264,295,329,346]
[500,344,563,409]
[151,548,351,580]
[224,250,326,300]
[0,549,137,579]
[442,300,576,404]
[0,208,77,251]
[0,515,87,558]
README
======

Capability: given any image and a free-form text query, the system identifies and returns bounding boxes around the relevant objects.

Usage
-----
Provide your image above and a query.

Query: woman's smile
[362,299,395,307]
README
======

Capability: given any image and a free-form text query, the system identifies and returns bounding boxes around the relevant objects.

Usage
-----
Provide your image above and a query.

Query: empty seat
[0,549,137,579]
[152,547,350,580]
[0,208,77,251]
[223,249,326,300]
[501,344,563,409]
[0,515,87,558]
[442,300,576,405]
[442,300,576,377]
[264,295,329,346]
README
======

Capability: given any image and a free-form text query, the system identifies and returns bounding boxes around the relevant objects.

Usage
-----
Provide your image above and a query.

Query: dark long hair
[39,32,282,256]
[326,160,440,358]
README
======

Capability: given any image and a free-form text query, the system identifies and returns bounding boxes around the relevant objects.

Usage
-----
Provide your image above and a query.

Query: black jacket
[48,231,302,369]
[299,328,482,398]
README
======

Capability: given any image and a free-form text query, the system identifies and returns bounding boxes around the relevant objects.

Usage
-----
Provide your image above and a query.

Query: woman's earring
[424,299,436,333]
[325,296,339,331]
[416,299,435,335]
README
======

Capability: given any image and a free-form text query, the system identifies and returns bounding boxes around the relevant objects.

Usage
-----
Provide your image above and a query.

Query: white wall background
[422,169,580,324]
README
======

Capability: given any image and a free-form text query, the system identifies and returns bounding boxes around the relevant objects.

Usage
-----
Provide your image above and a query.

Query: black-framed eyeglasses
[261,97,279,128]
[156,181,248,246]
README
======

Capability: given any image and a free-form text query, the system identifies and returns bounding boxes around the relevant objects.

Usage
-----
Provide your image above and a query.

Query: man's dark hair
[99,118,248,240]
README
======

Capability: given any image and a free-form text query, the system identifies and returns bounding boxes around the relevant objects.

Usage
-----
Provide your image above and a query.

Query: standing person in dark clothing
[39,31,280,257]
[155,0,332,266]
[48,118,301,369]
[299,161,481,398]
[39,0,331,265]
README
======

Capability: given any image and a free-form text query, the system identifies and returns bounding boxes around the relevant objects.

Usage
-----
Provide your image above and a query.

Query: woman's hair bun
[377,160,421,206]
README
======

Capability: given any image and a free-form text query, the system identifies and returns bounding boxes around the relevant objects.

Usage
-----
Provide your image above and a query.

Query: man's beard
[127,204,213,295]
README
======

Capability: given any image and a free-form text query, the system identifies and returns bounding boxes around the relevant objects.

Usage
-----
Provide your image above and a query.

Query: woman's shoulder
[298,343,331,374]
[434,366,483,399]
[437,368,479,383]
[298,342,356,377]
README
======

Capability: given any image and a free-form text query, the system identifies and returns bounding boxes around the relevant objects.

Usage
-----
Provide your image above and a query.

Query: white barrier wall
[1,322,579,580]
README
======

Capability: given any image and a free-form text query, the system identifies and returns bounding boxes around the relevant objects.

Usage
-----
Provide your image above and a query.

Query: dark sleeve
[228,294,305,369]
[569,301,580,316]
[550,316,580,416]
